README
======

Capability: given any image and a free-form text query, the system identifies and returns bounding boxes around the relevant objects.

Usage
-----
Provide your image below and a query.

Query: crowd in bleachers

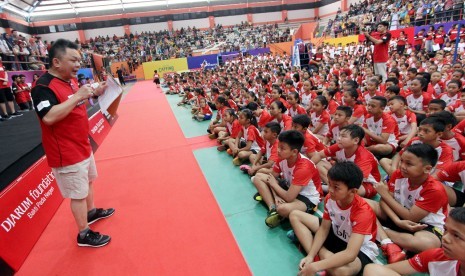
[0,30,49,71]
[85,22,291,67]
[321,0,465,37]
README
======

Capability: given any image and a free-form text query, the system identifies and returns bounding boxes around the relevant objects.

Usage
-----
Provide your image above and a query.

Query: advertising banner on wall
[0,156,62,271]
[8,70,46,85]
[187,54,219,70]
[142,58,188,79]
[247,48,271,56]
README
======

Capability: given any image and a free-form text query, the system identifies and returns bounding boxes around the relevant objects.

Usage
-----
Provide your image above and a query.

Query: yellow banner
[142,58,188,79]
[323,35,359,46]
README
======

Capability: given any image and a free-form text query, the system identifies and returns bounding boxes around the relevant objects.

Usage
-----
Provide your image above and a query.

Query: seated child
[363,207,465,276]
[192,97,212,121]
[228,109,265,166]
[380,116,454,176]
[431,111,465,161]
[292,114,326,158]
[208,96,229,139]
[309,95,331,140]
[363,96,400,156]
[216,109,241,151]
[246,102,273,130]
[388,96,417,147]
[324,106,351,145]
[287,92,307,117]
[252,130,322,228]
[291,161,379,276]
[245,122,281,176]
[312,124,381,198]
[367,144,449,264]
[448,89,465,121]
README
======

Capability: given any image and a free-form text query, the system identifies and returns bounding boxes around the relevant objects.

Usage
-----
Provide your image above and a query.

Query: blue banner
[247,48,271,56]
[187,54,219,70]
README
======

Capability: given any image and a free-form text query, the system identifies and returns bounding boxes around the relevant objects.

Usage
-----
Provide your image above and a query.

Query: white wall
[348,0,361,7]
[173,18,209,30]
[84,26,125,39]
[253,12,283,23]
[320,1,342,17]
[288,9,315,20]
[130,22,168,33]
[215,14,248,26]
[39,31,79,42]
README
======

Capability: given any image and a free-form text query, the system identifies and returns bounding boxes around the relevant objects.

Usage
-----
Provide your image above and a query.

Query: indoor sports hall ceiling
[0,0,272,21]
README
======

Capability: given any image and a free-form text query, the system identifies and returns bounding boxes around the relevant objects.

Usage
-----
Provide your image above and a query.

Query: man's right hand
[76,84,94,101]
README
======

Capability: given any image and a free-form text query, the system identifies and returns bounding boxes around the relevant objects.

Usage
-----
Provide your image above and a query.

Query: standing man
[116,67,125,86]
[363,21,391,82]
[31,39,114,248]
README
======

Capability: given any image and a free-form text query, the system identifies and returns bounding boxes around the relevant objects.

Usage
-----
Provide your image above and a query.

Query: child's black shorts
[382,217,443,241]
[153,78,160,84]
[452,187,465,207]
[277,179,316,213]
[322,229,373,274]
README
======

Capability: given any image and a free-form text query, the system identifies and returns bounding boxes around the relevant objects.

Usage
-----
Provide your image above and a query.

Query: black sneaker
[88,208,115,225]
[1,115,11,120]
[9,112,23,117]
[77,229,111,247]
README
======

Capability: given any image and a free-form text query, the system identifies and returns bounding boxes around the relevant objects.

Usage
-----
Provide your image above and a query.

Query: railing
[319,6,465,39]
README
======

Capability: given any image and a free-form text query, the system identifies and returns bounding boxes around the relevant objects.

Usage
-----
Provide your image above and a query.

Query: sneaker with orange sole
[381,243,406,264]
[208,133,217,139]
[226,148,233,155]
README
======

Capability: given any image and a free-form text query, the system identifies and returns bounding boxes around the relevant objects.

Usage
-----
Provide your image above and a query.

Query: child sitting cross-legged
[252,130,322,228]
[366,143,449,264]
[291,161,379,276]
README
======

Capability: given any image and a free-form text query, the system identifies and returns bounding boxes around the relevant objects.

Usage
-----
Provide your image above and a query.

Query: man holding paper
[31,39,115,248]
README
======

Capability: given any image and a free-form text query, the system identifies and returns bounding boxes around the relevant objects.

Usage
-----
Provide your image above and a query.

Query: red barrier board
[0,156,63,271]
[88,111,111,146]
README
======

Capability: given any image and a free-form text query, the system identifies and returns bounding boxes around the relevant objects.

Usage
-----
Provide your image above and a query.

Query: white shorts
[52,153,98,199]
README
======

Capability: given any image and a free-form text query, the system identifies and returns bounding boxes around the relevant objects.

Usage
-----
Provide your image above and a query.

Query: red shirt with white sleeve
[310,110,330,136]
[272,153,323,205]
[364,113,399,148]
[390,110,417,135]
[408,248,458,276]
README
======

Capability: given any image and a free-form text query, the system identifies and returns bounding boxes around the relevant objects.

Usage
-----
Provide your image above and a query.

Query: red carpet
[16,81,250,275]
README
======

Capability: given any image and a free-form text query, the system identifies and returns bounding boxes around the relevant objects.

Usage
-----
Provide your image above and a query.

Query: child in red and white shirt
[364,207,465,276]
[287,92,307,117]
[387,96,417,147]
[438,79,461,108]
[291,161,378,276]
[368,143,449,264]
[192,98,212,121]
[252,130,322,228]
[324,106,351,145]
[309,96,331,139]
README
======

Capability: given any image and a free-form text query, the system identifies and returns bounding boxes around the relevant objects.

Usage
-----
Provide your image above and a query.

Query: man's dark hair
[404,143,438,167]
[265,122,282,135]
[430,111,458,127]
[389,95,407,105]
[420,116,446,133]
[278,130,305,152]
[292,114,311,129]
[450,207,465,224]
[327,161,363,189]
[49,39,79,62]
[370,96,387,108]
[336,106,353,118]
[340,124,365,145]
[386,85,400,95]
[429,99,447,110]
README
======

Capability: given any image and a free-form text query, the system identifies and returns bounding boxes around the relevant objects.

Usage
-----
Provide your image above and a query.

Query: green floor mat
[194,147,303,276]
[165,94,216,138]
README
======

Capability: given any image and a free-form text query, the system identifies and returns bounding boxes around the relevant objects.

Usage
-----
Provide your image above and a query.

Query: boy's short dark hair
[378,21,390,28]
[450,207,465,224]
[407,68,418,74]
[327,161,363,189]
[336,106,353,118]
[370,96,387,108]
[389,95,407,105]
[265,122,282,135]
[292,114,311,129]
[429,99,447,110]
[386,85,400,95]
[430,111,458,127]
[340,124,365,145]
[404,143,438,167]
[278,130,305,152]
[420,116,446,132]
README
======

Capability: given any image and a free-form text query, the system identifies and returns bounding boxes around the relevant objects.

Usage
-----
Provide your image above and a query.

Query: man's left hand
[93,82,108,96]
